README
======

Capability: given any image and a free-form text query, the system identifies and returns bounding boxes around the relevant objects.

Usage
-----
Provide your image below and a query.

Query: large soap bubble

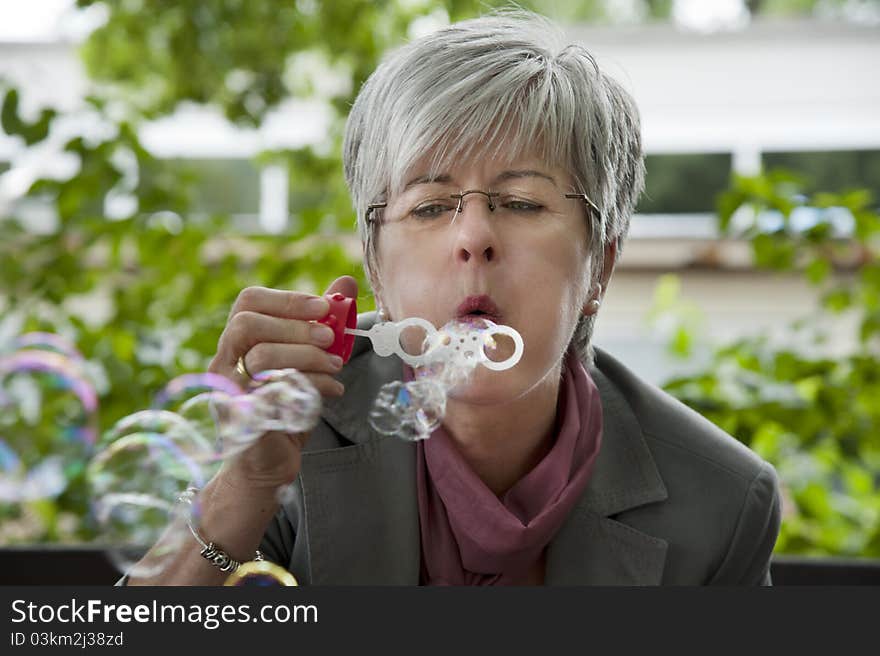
[0,344,98,504]
[223,559,299,586]
[11,332,87,363]
[86,432,205,579]
[88,366,322,576]
[151,369,321,465]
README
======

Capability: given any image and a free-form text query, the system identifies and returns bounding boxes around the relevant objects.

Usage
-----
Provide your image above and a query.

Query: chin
[444,367,548,406]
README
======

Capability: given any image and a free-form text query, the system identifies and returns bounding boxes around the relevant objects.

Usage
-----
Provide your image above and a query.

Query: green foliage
[0,119,364,542]
[645,274,704,358]
[659,173,880,558]
[76,0,504,126]
[1,87,56,146]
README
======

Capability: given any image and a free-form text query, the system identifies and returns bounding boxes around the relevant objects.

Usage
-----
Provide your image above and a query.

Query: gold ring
[234,354,253,381]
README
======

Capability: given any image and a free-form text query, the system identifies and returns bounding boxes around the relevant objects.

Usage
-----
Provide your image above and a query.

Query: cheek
[530,234,591,306]
[547,249,592,339]
[375,234,440,313]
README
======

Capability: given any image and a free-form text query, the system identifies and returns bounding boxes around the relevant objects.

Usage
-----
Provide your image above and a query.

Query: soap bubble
[150,370,321,462]
[154,372,244,409]
[175,390,252,464]
[103,409,214,463]
[250,369,322,434]
[11,332,85,362]
[223,560,299,586]
[87,432,205,578]
[366,317,523,441]
[0,440,67,503]
[153,373,248,466]
[0,349,98,503]
[86,367,322,576]
[369,380,446,441]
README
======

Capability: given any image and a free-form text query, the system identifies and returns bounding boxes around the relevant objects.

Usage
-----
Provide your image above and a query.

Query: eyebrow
[493,170,557,186]
[403,174,453,191]
[403,169,557,190]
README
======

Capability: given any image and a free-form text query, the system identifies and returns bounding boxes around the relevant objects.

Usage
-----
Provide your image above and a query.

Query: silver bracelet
[177,486,264,573]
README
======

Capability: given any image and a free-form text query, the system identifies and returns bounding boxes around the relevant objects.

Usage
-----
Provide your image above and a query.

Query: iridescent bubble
[223,560,299,586]
[163,369,322,462]
[84,367,322,576]
[103,410,212,458]
[369,379,446,441]
[153,372,244,409]
[11,332,85,362]
[153,373,249,465]
[250,369,322,434]
[0,439,20,475]
[276,482,298,507]
[197,370,322,459]
[87,432,204,578]
[0,349,98,503]
[365,317,524,441]
[0,439,25,502]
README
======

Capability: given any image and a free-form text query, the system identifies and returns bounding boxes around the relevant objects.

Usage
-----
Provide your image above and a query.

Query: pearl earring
[583,281,602,316]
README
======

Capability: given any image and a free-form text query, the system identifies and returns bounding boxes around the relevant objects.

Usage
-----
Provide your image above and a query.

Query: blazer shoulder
[592,347,768,485]
[592,348,782,583]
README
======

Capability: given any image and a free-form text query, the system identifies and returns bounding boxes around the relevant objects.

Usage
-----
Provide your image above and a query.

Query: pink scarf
[416,352,603,585]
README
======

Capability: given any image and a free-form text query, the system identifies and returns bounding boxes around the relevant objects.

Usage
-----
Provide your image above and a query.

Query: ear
[598,238,618,293]
[582,239,619,316]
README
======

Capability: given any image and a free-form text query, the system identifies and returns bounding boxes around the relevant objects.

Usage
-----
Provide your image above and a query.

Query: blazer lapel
[545,357,669,585]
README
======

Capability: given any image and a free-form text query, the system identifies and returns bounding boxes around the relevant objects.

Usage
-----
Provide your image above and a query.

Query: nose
[451,191,499,265]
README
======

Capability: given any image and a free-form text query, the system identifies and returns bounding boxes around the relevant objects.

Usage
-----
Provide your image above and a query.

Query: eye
[502,199,544,213]
[410,202,455,220]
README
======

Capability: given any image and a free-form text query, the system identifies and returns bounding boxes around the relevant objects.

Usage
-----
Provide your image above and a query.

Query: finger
[229,359,253,390]
[301,373,345,398]
[245,343,343,377]
[218,312,336,365]
[211,362,343,405]
[230,286,330,321]
[323,275,358,300]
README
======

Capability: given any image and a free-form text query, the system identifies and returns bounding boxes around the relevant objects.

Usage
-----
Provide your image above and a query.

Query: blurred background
[0,0,878,570]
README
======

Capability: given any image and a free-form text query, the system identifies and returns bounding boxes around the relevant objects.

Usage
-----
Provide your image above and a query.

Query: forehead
[395,149,572,191]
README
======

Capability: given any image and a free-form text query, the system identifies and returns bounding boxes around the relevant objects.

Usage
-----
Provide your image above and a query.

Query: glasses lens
[375,179,585,229]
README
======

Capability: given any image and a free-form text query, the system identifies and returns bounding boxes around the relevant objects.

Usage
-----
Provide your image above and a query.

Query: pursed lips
[455,295,502,323]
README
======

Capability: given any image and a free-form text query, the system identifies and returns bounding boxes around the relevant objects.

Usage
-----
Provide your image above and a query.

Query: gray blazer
[259,312,782,586]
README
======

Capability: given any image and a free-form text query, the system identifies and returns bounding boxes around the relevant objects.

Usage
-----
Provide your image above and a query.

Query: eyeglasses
[365,186,601,231]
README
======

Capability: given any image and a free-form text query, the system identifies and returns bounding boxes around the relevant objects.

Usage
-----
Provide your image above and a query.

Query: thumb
[323,275,358,300]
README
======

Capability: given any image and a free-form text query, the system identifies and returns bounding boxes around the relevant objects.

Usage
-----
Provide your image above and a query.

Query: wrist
[177,487,264,573]
[216,461,293,498]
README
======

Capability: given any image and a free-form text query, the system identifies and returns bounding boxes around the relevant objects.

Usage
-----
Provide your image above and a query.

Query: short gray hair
[343,10,645,366]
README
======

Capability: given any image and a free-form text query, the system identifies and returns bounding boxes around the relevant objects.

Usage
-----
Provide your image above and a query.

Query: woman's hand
[208,275,358,491]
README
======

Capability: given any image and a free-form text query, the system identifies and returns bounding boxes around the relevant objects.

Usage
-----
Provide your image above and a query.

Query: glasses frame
[365,191,601,226]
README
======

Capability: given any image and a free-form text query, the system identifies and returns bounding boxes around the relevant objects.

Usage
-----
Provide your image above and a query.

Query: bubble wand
[318,293,524,371]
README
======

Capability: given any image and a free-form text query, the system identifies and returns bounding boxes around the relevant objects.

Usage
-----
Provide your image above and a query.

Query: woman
[127,11,781,586]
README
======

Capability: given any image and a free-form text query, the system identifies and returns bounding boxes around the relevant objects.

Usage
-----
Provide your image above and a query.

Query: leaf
[798,482,833,520]
[859,312,880,343]
[752,233,795,270]
[805,258,831,285]
[822,288,852,313]
[1,87,20,135]
[670,326,692,358]
[716,189,745,233]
